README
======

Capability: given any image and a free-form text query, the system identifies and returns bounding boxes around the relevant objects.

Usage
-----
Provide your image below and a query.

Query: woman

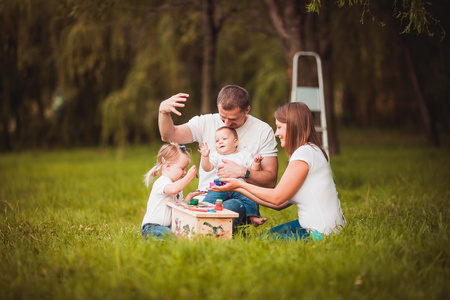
[210,102,345,240]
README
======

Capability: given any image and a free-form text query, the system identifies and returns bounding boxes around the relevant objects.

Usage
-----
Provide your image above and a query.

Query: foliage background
[1,0,449,151]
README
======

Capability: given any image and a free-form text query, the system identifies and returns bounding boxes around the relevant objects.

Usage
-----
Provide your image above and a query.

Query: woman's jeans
[265,219,323,241]
[141,223,173,239]
[203,191,261,218]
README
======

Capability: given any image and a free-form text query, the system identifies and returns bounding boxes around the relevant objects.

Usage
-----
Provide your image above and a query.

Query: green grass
[1,128,449,300]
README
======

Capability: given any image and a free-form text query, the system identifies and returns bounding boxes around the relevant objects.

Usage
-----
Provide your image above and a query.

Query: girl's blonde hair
[143,143,191,187]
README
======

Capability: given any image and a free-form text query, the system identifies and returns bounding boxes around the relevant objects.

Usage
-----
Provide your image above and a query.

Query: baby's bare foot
[250,217,267,227]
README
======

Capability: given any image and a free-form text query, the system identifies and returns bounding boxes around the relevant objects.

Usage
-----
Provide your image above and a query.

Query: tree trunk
[201,0,218,114]
[321,53,340,155]
[315,2,340,155]
[34,90,51,150]
[265,0,340,155]
[403,44,440,147]
[1,77,12,151]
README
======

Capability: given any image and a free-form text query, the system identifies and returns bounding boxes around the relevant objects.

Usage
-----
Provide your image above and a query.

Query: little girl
[141,143,202,239]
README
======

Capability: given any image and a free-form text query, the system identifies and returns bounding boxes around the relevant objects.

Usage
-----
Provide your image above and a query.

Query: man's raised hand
[159,93,189,116]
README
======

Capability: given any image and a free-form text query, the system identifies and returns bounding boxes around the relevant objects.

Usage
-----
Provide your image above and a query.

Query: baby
[199,126,267,227]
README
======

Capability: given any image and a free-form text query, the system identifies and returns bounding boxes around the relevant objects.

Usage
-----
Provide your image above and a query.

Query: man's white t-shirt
[288,144,346,235]
[141,175,183,228]
[187,114,278,191]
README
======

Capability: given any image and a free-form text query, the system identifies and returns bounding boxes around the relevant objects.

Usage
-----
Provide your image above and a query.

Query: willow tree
[0,0,68,150]
[308,0,446,147]
[100,1,205,148]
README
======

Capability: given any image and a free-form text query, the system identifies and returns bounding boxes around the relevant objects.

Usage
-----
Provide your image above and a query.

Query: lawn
[1,128,449,300]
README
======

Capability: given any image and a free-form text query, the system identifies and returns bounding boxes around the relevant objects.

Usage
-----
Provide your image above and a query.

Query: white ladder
[291,51,329,157]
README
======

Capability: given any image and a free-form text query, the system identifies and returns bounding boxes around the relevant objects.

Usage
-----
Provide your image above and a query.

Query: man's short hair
[217,85,250,111]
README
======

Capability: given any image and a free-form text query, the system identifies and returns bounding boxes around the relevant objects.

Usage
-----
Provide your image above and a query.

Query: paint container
[215,199,223,211]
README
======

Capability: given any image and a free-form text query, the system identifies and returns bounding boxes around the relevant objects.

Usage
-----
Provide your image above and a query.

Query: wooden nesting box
[167,201,238,239]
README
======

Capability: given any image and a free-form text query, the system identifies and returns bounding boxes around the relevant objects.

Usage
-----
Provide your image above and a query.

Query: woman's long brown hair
[274,102,328,161]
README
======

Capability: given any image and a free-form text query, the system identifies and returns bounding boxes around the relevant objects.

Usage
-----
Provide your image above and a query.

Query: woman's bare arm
[234,187,292,210]
[211,160,309,206]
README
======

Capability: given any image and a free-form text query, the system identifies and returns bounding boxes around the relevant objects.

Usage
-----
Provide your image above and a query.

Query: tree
[309,0,446,40]
[200,0,238,114]
[0,0,66,150]
[308,0,447,147]
[264,0,341,155]
[1,0,448,152]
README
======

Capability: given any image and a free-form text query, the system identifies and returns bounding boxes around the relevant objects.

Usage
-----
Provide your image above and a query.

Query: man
[158,85,278,227]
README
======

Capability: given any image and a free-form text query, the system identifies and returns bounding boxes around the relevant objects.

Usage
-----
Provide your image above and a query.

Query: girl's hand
[208,178,241,192]
[186,165,198,180]
[198,142,210,158]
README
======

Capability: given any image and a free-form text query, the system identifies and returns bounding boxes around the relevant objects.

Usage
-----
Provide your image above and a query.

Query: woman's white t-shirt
[141,175,183,228]
[289,144,345,235]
